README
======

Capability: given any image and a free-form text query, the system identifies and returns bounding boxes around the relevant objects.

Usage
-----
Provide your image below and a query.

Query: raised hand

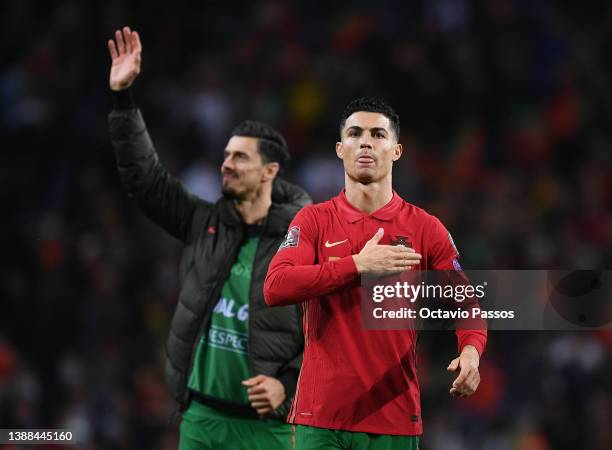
[108,26,142,91]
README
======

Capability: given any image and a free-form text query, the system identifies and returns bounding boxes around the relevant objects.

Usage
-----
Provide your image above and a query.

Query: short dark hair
[339,97,400,140]
[231,120,290,167]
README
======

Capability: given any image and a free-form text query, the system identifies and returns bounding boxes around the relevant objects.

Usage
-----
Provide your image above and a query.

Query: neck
[234,183,272,225]
[344,173,393,214]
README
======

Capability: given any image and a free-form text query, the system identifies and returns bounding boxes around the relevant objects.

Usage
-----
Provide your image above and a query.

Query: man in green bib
[107,27,310,449]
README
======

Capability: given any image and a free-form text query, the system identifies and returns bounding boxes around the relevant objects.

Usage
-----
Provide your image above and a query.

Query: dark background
[1,1,611,449]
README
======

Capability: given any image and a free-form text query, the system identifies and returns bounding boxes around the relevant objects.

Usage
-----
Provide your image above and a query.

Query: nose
[221,155,234,171]
[359,135,373,149]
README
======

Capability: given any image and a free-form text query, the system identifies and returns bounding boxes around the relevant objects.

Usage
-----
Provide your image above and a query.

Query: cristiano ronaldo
[264,98,487,449]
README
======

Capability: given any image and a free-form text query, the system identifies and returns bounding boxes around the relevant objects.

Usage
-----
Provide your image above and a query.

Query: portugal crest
[390,235,411,247]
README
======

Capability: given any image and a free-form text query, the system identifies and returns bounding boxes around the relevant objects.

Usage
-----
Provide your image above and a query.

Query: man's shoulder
[395,196,448,232]
[190,197,224,225]
[286,199,337,233]
[299,197,336,215]
[396,196,435,220]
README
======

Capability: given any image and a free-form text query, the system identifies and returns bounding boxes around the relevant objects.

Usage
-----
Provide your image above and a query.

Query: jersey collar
[335,189,402,223]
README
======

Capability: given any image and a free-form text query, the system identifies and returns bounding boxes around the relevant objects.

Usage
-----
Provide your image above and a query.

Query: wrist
[111,88,136,110]
[461,345,480,364]
[110,79,134,92]
[352,255,363,274]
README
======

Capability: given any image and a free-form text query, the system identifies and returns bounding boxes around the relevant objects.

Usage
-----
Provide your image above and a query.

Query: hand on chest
[319,222,419,262]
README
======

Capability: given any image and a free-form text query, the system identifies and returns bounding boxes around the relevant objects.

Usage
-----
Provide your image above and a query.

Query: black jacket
[108,94,309,418]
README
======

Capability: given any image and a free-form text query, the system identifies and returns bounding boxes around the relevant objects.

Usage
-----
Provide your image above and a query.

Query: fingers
[385,252,422,269]
[248,392,269,402]
[464,371,480,393]
[249,397,273,415]
[241,374,266,387]
[449,363,480,397]
[388,262,419,270]
[393,255,422,264]
[246,385,266,395]
[388,245,418,254]
[452,364,470,388]
[107,39,118,59]
[382,268,412,276]
[250,400,271,408]
[447,357,460,372]
[374,257,421,276]
[131,30,142,71]
[450,379,478,397]
[112,26,140,56]
[385,246,421,260]
[385,246,422,260]
[386,264,417,273]
[449,361,469,396]
[366,228,384,246]
[123,26,132,53]
[450,386,466,397]
[132,30,142,53]
[248,390,280,415]
[115,29,125,54]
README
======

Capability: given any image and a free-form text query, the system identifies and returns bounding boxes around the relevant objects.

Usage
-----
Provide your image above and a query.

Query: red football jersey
[264,190,487,435]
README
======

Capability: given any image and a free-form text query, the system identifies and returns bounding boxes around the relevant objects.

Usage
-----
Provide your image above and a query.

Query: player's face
[336,112,402,184]
[221,136,268,200]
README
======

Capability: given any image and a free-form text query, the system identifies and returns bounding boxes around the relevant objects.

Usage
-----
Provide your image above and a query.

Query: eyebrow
[346,126,388,134]
[224,149,249,157]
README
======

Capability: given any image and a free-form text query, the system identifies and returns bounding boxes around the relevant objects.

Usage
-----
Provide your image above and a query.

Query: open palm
[108,26,142,91]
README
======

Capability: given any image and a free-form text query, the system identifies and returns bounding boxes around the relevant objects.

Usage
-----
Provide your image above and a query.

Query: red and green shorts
[294,424,419,450]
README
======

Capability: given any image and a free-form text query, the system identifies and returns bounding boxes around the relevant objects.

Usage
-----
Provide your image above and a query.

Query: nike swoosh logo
[325,239,348,248]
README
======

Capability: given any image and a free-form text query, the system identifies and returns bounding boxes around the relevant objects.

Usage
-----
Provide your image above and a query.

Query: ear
[262,162,280,182]
[392,143,403,161]
[336,141,343,160]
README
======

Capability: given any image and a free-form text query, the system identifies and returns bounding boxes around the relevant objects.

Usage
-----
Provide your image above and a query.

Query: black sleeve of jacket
[276,316,303,400]
[108,90,204,241]
[269,351,302,420]
[277,367,300,399]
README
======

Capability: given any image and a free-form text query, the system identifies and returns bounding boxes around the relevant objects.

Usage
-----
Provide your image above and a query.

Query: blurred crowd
[1,0,611,449]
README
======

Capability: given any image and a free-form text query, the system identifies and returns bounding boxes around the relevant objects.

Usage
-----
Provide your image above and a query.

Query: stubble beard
[348,167,376,185]
[222,186,242,201]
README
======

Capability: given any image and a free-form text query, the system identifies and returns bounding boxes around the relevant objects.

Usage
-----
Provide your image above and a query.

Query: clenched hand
[242,375,286,415]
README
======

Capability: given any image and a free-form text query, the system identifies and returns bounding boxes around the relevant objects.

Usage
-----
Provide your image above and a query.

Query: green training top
[188,234,259,404]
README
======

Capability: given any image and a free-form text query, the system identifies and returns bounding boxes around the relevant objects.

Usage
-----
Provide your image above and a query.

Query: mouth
[222,172,238,181]
[356,155,376,165]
